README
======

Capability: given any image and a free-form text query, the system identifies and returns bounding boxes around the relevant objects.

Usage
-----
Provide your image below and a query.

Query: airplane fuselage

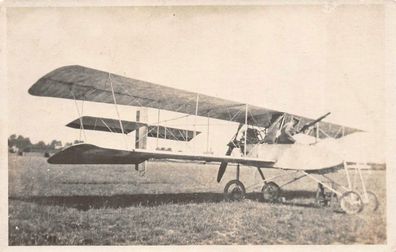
[245,141,342,171]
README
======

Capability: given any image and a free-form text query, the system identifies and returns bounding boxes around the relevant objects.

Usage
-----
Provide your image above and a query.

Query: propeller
[217,123,244,182]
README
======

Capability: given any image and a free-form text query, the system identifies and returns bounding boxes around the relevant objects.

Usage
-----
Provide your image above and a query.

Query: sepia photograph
[2,0,395,250]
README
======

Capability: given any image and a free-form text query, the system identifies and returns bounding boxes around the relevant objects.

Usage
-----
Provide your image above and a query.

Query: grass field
[8,153,386,245]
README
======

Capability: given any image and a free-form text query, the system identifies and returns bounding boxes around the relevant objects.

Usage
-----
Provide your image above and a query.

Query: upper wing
[48,143,275,167]
[29,65,361,137]
[66,116,201,141]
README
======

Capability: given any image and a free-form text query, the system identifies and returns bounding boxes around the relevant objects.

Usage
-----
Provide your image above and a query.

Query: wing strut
[244,104,248,156]
[108,73,127,148]
[206,117,210,153]
[156,109,160,149]
[100,119,115,133]
[71,92,87,142]
[194,94,199,140]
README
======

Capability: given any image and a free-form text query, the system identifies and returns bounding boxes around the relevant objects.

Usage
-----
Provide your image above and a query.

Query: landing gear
[223,163,246,201]
[340,191,363,214]
[256,167,281,202]
[224,180,246,201]
[315,183,338,208]
[315,183,328,207]
[362,191,379,212]
[261,182,280,202]
[339,162,379,214]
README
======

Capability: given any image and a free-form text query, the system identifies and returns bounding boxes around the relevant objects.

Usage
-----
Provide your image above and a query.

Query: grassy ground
[8,153,386,245]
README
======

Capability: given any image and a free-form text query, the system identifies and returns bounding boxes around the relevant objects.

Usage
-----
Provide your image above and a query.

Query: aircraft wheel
[362,191,379,212]
[261,182,281,202]
[340,191,363,214]
[224,180,246,201]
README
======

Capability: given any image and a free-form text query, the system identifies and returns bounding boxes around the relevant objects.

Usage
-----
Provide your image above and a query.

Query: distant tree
[8,134,17,147]
[11,135,32,150]
[23,137,32,149]
[73,140,84,144]
[49,140,62,149]
[8,134,67,153]
[49,140,56,149]
[64,142,73,147]
[36,141,47,150]
[16,135,25,149]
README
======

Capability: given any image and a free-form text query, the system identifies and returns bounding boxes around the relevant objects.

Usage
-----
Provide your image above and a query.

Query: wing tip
[47,155,57,164]
[28,65,92,96]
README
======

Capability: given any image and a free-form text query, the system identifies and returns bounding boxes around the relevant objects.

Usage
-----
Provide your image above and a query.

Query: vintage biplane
[28,65,379,214]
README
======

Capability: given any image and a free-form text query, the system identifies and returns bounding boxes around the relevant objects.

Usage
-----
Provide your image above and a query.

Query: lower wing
[48,143,275,168]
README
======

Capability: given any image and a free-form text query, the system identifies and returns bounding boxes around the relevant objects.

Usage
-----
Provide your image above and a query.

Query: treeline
[8,134,82,153]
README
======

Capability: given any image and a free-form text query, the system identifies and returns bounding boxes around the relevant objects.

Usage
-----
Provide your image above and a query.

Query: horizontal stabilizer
[66,116,201,141]
[48,144,147,164]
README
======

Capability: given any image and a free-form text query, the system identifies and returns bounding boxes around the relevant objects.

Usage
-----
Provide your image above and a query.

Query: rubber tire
[224,180,246,201]
[362,191,379,212]
[340,191,364,214]
[261,182,281,202]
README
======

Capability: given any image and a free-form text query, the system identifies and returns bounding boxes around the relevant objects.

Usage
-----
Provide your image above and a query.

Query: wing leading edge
[48,143,275,167]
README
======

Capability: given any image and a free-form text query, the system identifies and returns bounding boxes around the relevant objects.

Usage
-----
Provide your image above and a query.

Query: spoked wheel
[362,191,379,212]
[340,191,364,214]
[224,180,246,201]
[261,182,281,202]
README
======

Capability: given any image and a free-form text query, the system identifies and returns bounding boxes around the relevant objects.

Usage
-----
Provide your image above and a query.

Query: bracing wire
[108,73,128,149]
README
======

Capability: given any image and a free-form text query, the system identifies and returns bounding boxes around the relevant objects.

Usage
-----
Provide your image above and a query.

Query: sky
[6,4,385,154]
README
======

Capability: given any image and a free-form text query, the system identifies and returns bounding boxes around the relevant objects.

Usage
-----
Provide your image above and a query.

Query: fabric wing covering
[48,143,275,167]
[66,116,201,141]
[29,65,361,138]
